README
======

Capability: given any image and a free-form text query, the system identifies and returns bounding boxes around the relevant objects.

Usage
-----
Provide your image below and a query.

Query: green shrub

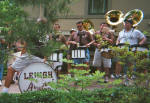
[0,86,150,103]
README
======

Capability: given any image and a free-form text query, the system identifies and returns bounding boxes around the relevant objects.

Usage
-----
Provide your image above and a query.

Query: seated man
[2,39,45,93]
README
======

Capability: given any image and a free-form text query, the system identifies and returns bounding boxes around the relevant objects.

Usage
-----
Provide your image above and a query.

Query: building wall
[111,0,150,34]
[58,0,150,35]
[111,0,150,16]
[24,0,150,35]
[23,5,41,19]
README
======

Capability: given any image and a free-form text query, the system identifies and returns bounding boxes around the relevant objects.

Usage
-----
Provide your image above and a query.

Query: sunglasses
[77,25,82,28]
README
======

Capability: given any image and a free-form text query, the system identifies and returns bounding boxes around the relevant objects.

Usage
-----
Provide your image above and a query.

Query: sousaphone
[123,9,144,27]
[105,10,124,26]
[103,9,144,58]
[99,10,124,59]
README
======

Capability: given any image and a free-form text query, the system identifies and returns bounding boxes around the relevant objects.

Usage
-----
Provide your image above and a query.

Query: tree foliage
[0,0,73,58]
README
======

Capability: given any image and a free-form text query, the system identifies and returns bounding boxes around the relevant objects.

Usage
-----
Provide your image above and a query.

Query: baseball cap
[70,28,76,33]
[124,19,133,25]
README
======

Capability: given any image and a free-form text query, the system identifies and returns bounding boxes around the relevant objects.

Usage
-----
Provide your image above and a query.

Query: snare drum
[117,44,130,51]
[131,45,149,58]
[131,46,148,52]
[71,47,86,59]
[100,48,110,53]
[49,52,63,62]
[19,62,57,93]
[100,47,113,59]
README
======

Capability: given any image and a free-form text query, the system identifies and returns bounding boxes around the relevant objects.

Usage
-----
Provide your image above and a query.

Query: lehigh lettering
[24,71,53,79]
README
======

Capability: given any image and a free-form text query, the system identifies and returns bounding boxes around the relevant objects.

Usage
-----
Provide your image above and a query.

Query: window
[88,0,107,15]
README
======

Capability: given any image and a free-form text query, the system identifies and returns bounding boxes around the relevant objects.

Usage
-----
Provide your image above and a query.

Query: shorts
[73,48,90,64]
[93,48,111,68]
[11,53,44,71]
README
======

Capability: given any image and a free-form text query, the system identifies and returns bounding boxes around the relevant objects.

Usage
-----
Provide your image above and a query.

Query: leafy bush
[0,86,150,103]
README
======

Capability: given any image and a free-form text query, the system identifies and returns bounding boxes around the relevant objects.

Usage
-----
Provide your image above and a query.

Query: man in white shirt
[116,19,146,45]
[115,19,146,78]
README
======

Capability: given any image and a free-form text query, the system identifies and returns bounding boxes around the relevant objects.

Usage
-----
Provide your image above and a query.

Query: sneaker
[16,76,19,80]
[116,74,122,79]
[123,75,127,79]
[0,80,2,86]
[115,75,119,79]
[111,74,115,79]
[97,80,103,83]
[2,87,8,93]
[124,81,129,86]
[104,76,109,83]
[131,75,136,79]
[11,80,15,84]
[124,78,129,86]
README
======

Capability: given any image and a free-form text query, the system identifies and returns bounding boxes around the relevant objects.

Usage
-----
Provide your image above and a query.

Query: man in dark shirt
[68,21,94,70]
[93,22,114,83]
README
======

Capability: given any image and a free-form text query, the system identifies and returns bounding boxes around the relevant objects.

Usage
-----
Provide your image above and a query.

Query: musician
[2,40,45,93]
[93,22,114,83]
[116,19,146,45]
[49,23,67,47]
[67,21,93,70]
[67,29,77,72]
[7,40,23,84]
[115,19,147,77]
[49,23,68,74]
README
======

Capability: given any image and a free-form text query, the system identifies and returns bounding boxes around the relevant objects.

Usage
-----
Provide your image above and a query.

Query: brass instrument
[102,9,144,58]
[83,19,95,35]
[95,28,113,59]
[105,10,124,26]
[97,10,123,59]
[123,9,144,27]
[105,9,144,27]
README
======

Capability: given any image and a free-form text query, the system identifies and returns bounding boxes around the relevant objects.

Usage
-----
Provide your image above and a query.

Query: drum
[101,47,113,59]
[130,45,149,59]
[117,44,130,51]
[71,46,86,59]
[48,51,63,71]
[49,52,63,62]
[19,62,57,93]
[131,46,148,52]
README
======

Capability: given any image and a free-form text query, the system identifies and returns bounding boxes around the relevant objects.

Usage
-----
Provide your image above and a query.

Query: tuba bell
[105,10,124,26]
[123,9,144,27]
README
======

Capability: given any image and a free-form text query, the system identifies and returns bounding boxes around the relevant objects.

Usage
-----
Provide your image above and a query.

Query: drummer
[2,39,45,93]
[115,19,147,78]
[92,22,114,83]
[67,21,93,70]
